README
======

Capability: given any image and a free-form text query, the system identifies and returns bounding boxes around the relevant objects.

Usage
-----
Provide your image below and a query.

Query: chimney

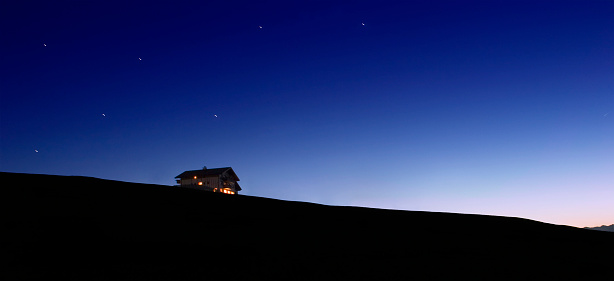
[203,166,207,170]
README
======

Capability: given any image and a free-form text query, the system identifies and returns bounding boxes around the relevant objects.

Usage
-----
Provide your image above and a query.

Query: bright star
[138,58,142,61]
[35,149,39,153]
[43,43,47,47]
[259,26,262,29]
[214,114,218,117]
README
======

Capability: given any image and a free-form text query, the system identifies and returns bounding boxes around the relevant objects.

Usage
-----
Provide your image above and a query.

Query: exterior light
[198,182,203,185]
[194,176,197,179]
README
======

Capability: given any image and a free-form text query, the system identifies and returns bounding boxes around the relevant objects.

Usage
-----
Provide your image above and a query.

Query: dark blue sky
[1,0,612,227]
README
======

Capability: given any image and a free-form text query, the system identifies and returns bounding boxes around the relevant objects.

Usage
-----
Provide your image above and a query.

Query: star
[102,113,106,117]
[214,114,218,118]
[361,22,365,26]
[259,26,263,29]
[35,149,39,153]
[43,43,47,47]
[138,58,142,61]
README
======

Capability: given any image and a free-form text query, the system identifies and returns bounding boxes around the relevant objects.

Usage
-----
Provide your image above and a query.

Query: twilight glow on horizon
[1,1,612,228]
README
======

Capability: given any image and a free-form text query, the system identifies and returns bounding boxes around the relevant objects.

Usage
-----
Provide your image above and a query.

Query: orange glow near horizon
[212,188,235,195]
[219,188,235,195]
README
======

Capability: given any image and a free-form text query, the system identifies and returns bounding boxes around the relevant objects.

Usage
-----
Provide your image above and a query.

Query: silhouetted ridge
[3,172,612,280]
[585,224,614,232]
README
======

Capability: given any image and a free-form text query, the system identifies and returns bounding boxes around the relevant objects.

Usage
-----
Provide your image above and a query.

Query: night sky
[1,1,612,227]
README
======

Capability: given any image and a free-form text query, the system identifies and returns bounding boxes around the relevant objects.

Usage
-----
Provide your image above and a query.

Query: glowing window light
[198,182,203,185]
[193,176,197,179]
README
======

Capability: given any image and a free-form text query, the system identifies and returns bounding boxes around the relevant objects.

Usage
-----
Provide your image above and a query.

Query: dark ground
[3,172,612,280]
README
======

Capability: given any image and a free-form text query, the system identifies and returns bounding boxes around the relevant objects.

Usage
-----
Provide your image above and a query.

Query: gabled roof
[175,167,240,181]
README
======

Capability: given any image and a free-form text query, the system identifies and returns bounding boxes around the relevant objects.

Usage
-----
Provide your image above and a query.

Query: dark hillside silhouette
[3,172,612,280]
[585,224,614,232]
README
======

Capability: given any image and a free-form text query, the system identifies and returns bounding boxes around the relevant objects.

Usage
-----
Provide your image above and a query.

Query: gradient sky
[1,0,612,227]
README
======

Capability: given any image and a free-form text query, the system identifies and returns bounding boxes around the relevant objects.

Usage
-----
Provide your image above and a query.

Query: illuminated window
[193,176,197,179]
[198,182,203,185]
